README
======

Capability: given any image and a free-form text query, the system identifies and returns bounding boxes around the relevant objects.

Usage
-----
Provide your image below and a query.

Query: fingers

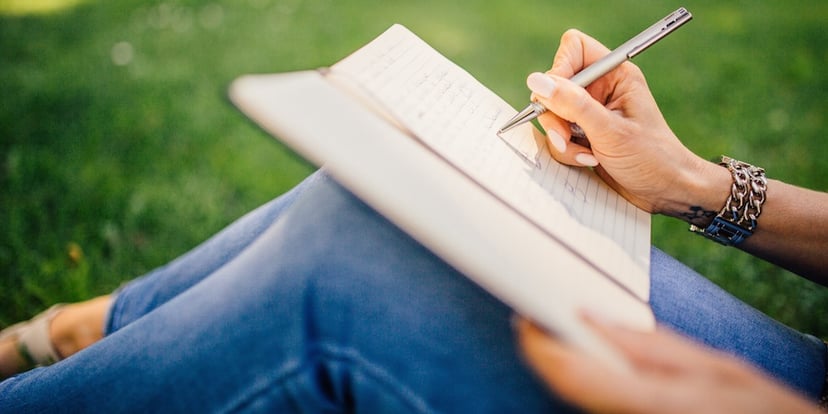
[549,29,613,79]
[526,72,608,167]
[580,313,729,374]
[516,316,730,414]
[531,29,650,168]
[534,30,612,167]
[516,318,655,413]
[518,315,824,414]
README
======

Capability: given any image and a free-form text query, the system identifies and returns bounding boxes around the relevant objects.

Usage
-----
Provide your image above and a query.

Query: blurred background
[1,0,826,336]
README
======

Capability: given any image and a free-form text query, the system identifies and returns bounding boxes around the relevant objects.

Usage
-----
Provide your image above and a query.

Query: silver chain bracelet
[689,156,768,246]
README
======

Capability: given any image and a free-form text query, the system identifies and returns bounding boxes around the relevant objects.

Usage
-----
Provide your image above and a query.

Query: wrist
[658,156,732,226]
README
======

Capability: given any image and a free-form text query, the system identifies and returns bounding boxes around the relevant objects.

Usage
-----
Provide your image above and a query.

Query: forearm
[662,159,828,283]
[738,180,828,283]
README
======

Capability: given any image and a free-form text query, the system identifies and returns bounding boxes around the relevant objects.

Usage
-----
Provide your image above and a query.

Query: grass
[2,0,827,337]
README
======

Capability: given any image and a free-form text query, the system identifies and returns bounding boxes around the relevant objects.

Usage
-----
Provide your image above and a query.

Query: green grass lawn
[2,0,827,337]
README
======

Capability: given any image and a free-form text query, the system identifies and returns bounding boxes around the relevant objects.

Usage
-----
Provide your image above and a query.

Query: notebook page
[331,24,650,300]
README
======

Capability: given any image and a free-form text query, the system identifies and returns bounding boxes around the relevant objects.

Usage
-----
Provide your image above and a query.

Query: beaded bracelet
[689,156,768,246]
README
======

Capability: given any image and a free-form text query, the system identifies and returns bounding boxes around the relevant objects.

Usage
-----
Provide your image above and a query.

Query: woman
[2,29,826,413]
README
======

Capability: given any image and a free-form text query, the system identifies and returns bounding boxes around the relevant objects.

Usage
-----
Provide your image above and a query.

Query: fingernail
[527,72,556,98]
[574,153,598,167]
[547,130,567,153]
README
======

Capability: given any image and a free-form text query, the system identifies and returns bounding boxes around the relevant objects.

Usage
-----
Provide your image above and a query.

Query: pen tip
[497,120,518,135]
[499,102,544,135]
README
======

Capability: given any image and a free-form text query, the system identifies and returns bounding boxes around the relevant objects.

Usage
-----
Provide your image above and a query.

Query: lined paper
[331,25,650,299]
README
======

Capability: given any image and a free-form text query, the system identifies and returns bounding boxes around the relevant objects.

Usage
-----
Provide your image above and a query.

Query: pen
[498,7,692,135]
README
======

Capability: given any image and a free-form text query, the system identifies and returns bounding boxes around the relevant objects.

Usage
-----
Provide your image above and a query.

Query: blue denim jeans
[1,171,825,412]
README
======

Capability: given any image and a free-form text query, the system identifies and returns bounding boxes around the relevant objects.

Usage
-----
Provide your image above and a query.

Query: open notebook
[230,24,654,367]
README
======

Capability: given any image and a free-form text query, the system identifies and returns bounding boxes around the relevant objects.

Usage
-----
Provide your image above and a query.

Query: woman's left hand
[516,315,821,414]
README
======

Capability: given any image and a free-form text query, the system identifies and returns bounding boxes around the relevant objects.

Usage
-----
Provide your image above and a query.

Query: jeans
[1,171,825,413]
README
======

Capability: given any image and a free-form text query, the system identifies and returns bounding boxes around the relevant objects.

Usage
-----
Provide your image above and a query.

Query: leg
[0,176,572,413]
[107,171,323,333]
[650,249,827,399]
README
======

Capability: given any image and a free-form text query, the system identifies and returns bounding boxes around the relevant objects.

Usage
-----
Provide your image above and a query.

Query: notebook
[230,24,654,368]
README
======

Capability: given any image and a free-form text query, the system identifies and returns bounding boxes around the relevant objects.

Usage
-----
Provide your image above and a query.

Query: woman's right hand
[527,29,731,223]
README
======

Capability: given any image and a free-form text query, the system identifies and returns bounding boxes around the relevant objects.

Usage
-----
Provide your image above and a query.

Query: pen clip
[628,7,692,58]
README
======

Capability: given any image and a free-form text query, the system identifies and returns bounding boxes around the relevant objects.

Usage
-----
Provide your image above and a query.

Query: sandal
[0,305,64,376]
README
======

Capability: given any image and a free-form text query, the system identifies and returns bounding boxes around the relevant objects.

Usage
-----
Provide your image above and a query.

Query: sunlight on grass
[0,0,90,15]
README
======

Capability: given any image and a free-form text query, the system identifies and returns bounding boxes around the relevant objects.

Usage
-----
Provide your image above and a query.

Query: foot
[0,295,111,380]
[0,335,28,379]
[49,296,112,358]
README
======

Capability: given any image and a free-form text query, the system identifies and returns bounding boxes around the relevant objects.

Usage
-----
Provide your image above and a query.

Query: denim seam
[223,343,435,413]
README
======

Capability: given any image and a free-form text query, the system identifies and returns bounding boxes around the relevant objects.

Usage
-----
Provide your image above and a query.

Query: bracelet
[689,156,768,246]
